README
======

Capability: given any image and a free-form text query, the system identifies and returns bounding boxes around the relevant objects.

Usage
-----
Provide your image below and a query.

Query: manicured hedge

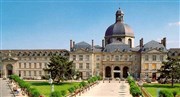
[159,90,174,97]
[127,76,142,97]
[10,75,41,97]
[50,91,62,97]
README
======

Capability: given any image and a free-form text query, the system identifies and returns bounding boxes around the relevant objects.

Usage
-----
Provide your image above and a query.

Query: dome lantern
[116,8,124,23]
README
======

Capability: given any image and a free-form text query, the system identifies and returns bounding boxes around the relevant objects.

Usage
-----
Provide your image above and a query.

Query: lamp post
[48,73,54,94]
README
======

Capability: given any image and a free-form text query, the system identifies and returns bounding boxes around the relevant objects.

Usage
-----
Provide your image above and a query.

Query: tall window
[152,63,156,70]
[152,55,156,61]
[79,63,83,69]
[145,55,149,61]
[85,55,89,61]
[79,55,83,61]
[86,63,90,69]
[160,55,164,61]
[144,64,148,70]
[115,55,119,61]
[24,63,26,68]
[39,71,42,76]
[86,72,90,77]
[96,63,100,69]
[128,39,132,48]
[34,63,37,68]
[29,63,31,68]
[73,55,76,61]
[96,55,100,61]
[19,71,21,76]
[34,71,36,76]
[39,63,42,68]
[29,71,31,76]
[24,71,26,76]
[106,55,110,61]
[19,63,21,68]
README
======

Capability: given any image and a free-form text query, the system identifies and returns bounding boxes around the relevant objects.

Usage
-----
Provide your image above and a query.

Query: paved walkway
[77,80,132,97]
[0,78,14,97]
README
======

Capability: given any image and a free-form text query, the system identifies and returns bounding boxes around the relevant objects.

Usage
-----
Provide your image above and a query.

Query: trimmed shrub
[50,91,62,97]
[159,90,174,97]
[61,90,67,97]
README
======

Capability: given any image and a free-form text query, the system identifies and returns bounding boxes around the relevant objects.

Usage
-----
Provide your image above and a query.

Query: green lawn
[27,81,80,97]
[143,83,180,97]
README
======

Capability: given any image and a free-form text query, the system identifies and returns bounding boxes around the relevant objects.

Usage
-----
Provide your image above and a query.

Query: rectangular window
[29,63,31,68]
[34,71,36,76]
[24,71,26,76]
[152,55,156,61]
[86,72,89,77]
[85,55,89,61]
[39,71,42,76]
[34,63,37,68]
[106,55,110,61]
[96,63,100,69]
[160,55,164,61]
[73,55,76,61]
[86,63,90,69]
[145,55,149,61]
[39,63,42,68]
[115,55,119,61]
[79,63,83,69]
[144,64,148,70]
[79,55,83,61]
[29,71,31,76]
[96,55,100,61]
[152,63,156,70]
[19,63,21,68]
[24,63,26,68]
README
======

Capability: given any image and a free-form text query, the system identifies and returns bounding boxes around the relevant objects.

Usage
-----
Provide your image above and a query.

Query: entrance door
[123,66,129,78]
[6,64,13,77]
[152,73,156,79]
[105,66,111,78]
[114,66,120,78]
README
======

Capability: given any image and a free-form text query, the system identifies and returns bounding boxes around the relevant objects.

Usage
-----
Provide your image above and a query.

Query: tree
[159,57,180,87]
[44,55,75,83]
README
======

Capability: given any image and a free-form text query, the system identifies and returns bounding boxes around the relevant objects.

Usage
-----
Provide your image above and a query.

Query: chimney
[102,39,105,49]
[163,37,166,47]
[73,41,75,47]
[70,40,73,51]
[140,38,143,48]
[92,40,94,51]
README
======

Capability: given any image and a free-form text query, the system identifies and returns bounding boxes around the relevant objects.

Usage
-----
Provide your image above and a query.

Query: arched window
[128,39,132,48]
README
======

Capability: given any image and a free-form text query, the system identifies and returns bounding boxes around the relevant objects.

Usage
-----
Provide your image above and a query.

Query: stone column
[103,64,105,79]
[120,65,123,79]
[111,64,114,79]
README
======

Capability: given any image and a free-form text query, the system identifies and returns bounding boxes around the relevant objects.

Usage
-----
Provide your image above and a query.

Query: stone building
[69,8,168,80]
[0,49,69,78]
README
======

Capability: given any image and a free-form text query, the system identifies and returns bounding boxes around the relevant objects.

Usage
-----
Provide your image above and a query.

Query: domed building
[70,8,168,80]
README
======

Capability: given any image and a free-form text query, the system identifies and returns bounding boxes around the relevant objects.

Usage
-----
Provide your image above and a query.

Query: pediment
[146,49,162,53]
[2,57,18,62]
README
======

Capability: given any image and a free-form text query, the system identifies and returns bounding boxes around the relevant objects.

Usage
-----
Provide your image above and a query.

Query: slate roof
[141,40,167,52]
[73,41,92,51]
[105,22,134,37]
[103,42,131,52]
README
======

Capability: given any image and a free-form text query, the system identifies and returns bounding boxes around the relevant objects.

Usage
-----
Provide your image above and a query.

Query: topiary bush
[50,91,62,97]
[159,90,174,97]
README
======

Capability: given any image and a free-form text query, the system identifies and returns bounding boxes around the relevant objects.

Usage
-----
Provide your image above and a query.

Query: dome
[73,41,91,50]
[105,22,134,37]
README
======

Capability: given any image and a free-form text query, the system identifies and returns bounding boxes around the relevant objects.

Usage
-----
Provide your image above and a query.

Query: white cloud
[168,21,180,26]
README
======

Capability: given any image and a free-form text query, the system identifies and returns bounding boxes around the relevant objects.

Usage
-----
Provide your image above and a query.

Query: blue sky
[0,0,179,50]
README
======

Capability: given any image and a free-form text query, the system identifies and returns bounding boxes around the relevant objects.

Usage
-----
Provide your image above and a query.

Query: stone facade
[0,50,69,79]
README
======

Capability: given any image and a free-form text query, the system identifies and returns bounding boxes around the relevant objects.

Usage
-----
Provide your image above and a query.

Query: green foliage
[60,90,67,97]
[68,87,75,93]
[50,91,62,97]
[127,76,142,97]
[80,81,87,87]
[44,55,75,83]
[10,75,41,96]
[159,90,174,97]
